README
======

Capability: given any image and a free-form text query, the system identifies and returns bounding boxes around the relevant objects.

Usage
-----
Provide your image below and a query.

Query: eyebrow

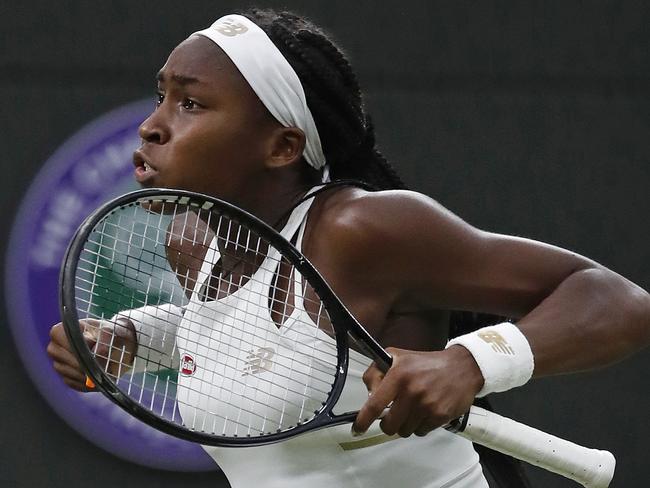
[156,71,203,86]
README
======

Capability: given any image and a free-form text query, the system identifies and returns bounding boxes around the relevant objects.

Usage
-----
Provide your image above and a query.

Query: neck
[239,164,321,229]
[213,164,320,278]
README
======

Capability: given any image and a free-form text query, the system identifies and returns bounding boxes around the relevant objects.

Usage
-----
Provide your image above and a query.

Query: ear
[265,127,306,169]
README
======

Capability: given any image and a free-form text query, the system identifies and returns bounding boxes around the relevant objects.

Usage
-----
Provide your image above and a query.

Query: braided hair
[239,8,405,191]
[240,9,512,333]
[236,10,532,487]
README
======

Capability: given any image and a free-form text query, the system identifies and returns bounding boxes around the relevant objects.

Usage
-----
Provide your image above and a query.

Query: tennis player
[48,8,650,487]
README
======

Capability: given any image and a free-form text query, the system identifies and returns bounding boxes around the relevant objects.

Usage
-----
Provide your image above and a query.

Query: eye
[182,98,198,110]
[155,91,164,107]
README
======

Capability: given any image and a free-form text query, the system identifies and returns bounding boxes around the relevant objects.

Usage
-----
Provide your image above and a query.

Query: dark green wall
[2,1,648,487]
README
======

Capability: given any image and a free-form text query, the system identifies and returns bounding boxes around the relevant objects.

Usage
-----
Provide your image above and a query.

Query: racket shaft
[459,406,615,488]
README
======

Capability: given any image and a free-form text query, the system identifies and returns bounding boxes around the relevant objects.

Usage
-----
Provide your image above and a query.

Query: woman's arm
[329,190,650,436]
[47,303,186,391]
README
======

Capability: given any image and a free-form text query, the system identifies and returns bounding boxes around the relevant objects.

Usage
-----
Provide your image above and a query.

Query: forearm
[517,267,650,377]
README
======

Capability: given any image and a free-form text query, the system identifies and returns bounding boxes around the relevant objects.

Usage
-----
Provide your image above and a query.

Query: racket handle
[457,406,615,488]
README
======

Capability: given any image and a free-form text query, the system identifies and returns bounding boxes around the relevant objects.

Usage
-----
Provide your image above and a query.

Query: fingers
[80,320,99,347]
[46,338,80,369]
[379,396,421,437]
[47,322,97,393]
[353,360,401,435]
[47,342,81,372]
[414,420,440,437]
[95,328,123,377]
[49,319,136,390]
[47,323,83,371]
[52,359,86,384]
[48,326,91,391]
[353,347,479,439]
[92,319,137,378]
[353,381,397,435]
[62,376,90,392]
[361,361,385,394]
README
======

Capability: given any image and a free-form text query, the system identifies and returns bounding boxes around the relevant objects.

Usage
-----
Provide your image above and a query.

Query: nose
[138,108,169,144]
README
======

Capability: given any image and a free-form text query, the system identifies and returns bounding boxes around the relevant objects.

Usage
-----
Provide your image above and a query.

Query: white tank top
[175,190,488,488]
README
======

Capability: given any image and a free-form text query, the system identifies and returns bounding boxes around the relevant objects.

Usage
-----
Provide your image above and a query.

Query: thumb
[80,320,99,351]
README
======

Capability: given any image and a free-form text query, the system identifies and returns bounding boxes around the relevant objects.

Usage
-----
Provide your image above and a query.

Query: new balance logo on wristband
[447,322,534,396]
[477,330,515,355]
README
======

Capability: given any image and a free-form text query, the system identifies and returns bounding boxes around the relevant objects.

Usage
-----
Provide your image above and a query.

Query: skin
[48,35,650,439]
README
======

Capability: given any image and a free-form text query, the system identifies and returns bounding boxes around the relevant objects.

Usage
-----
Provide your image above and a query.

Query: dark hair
[241,9,515,334]
[240,12,532,486]
[239,8,405,191]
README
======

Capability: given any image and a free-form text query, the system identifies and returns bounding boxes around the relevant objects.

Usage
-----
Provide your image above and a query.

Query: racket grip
[85,375,95,389]
[457,406,615,488]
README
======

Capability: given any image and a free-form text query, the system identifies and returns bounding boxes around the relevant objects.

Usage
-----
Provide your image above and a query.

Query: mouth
[133,150,158,184]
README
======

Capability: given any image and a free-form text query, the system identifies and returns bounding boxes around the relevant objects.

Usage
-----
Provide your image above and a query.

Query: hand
[47,318,137,392]
[352,345,484,437]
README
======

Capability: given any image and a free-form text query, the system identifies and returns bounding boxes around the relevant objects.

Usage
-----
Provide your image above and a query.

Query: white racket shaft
[458,406,615,488]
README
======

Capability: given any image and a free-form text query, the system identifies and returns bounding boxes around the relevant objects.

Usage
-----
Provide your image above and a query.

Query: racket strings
[78,222,336,357]
[89,317,336,400]
[75,303,338,398]
[117,360,326,429]
[81,220,332,317]
[74,199,341,436]
[75,276,338,380]
[80,281,339,402]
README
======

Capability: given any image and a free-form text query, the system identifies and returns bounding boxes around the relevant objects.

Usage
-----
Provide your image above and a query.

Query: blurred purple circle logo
[5,99,216,471]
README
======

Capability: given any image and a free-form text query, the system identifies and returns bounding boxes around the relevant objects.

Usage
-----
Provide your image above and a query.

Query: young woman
[47,8,650,487]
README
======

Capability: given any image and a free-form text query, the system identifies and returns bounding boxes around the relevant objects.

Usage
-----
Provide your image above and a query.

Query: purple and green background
[2,2,649,487]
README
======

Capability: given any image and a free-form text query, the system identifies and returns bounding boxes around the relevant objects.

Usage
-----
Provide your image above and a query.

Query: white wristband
[113,304,184,372]
[446,322,534,397]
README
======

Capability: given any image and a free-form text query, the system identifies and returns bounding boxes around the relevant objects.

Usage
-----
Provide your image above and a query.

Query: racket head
[59,188,383,446]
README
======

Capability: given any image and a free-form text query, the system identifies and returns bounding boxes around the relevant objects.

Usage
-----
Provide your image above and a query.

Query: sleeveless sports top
[175,190,488,488]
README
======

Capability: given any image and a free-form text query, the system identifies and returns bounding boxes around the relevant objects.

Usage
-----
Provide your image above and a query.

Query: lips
[133,150,158,185]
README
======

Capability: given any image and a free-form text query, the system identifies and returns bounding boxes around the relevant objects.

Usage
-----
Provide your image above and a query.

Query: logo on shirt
[180,353,197,376]
[242,347,275,376]
[478,330,515,355]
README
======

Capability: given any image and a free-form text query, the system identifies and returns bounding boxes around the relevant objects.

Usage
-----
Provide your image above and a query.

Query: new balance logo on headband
[214,19,248,37]
[194,14,327,170]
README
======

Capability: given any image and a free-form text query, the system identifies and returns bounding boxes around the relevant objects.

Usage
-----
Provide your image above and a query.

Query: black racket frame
[60,188,401,446]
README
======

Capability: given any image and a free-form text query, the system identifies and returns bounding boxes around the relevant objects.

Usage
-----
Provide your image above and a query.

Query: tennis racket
[60,188,615,488]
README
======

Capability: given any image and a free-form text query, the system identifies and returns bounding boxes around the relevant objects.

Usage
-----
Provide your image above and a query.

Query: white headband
[193,14,327,171]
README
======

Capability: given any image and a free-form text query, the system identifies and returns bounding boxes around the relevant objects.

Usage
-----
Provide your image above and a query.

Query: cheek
[170,146,250,199]
[164,115,270,195]
[177,119,261,165]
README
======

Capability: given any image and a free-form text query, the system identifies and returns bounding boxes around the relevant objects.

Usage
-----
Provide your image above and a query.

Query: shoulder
[302,187,487,303]
[308,187,482,259]
[305,186,608,319]
[300,187,491,322]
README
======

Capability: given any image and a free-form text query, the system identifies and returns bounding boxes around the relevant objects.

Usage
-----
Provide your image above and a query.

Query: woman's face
[135,35,280,205]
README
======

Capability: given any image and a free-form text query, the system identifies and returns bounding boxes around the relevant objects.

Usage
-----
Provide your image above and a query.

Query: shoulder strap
[270,179,377,230]
[282,180,375,311]
[191,235,220,299]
